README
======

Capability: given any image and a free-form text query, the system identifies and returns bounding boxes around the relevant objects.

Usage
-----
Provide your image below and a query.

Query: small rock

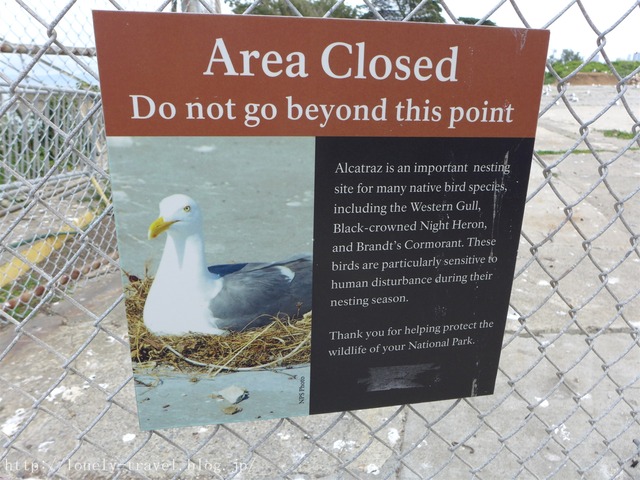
[218,385,248,404]
[222,405,242,415]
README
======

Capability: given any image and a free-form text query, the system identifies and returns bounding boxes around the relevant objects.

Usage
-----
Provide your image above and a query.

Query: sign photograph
[93,11,549,428]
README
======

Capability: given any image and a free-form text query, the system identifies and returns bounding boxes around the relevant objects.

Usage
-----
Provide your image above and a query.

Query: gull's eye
[183,205,191,213]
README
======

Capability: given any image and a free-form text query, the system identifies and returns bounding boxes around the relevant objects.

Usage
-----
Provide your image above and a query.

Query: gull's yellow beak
[148,217,177,239]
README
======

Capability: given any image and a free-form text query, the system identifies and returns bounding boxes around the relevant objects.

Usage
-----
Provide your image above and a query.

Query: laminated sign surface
[93,11,549,428]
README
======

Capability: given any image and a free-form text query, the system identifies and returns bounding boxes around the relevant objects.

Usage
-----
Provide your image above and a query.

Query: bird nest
[125,275,311,374]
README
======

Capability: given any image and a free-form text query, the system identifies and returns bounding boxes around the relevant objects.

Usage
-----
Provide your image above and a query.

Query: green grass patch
[0,275,42,322]
[544,60,640,85]
[603,129,636,140]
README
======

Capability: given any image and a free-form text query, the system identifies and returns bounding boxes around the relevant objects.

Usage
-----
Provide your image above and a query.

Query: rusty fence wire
[1,0,639,478]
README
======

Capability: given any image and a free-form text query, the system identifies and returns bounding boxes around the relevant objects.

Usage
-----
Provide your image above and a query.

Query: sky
[450,0,640,61]
[1,0,639,61]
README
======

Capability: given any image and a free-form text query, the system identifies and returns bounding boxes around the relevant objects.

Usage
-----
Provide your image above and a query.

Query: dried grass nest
[125,275,311,374]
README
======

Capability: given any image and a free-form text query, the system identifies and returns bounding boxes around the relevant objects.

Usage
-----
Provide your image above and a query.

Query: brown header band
[93,12,549,138]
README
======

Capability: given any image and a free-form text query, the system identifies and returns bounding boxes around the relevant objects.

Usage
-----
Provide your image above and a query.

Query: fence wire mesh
[1,1,639,478]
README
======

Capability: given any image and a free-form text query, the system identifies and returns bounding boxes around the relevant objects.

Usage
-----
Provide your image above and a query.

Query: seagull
[142,194,312,336]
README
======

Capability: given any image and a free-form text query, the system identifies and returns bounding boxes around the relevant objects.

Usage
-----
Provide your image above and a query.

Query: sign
[93,11,549,428]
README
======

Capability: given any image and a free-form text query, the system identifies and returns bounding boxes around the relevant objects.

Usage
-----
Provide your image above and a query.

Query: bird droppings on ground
[125,274,311,374]
[46,385,87,403]
[387,428,401,445]
[1,408,28,436]
[333,439,357,451]
[365,464,380,475]
[122,433,136,443]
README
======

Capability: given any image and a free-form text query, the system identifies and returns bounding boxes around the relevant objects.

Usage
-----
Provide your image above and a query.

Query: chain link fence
[1,1,639,478]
